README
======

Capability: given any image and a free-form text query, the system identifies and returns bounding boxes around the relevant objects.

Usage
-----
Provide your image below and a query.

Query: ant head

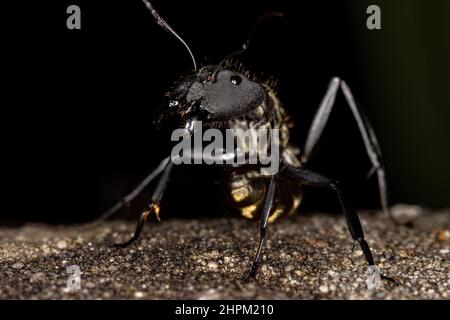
[182,66,265,122]
[143,1,283,125]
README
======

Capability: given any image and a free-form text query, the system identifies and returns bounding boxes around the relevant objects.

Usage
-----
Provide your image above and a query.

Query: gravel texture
[0,208,449,299]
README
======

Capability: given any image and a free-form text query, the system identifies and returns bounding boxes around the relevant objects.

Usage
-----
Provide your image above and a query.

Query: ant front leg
[283,165,394,282]
[98,156,171,223]
[114,160,174,247]
[114,119,197,247]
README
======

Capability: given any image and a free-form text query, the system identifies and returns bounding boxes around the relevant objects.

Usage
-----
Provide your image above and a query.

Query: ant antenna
[142,0,197,71]
[212,12,284,78]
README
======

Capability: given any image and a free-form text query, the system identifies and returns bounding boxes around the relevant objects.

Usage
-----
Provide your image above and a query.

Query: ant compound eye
[230,75,242,86]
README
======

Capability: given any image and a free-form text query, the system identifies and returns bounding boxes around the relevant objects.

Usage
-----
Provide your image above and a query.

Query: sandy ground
[0,209,449,299]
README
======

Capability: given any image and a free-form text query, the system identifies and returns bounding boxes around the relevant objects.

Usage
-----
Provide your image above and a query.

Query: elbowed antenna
[142,0,197,71]
[212,12,285,78]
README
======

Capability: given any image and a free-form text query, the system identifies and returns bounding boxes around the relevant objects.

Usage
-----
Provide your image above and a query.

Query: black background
[2,0,449,223]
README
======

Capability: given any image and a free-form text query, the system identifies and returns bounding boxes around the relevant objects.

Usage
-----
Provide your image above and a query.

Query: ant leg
[97,156,170,223]
[113,205,154,248]
[248,174,278,279]
[114,160,174,247]
[302,77,340,163]
[283,165,394,281]
[301,78,391,220]
[340,81,390,220]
